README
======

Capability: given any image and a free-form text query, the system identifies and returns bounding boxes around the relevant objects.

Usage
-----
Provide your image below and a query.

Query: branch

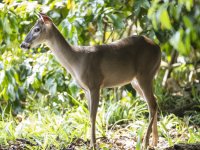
[102,21,108,43]
[162,49,179,87]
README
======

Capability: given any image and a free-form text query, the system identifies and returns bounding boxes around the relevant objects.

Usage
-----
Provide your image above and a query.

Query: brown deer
[21,13,161,149]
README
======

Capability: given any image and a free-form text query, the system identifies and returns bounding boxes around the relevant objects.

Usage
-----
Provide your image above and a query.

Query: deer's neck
[45,24,78,74]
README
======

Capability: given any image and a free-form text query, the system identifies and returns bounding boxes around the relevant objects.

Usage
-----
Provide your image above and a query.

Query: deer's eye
[34,28,40,32]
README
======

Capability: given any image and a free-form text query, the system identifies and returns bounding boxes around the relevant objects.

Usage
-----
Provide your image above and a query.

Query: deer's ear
[39,13,52,24]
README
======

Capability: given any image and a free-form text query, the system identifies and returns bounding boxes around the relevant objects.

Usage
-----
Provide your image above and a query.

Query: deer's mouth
[20,42,31,50]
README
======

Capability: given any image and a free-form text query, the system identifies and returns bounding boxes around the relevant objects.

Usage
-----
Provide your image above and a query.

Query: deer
[21,13,161,149]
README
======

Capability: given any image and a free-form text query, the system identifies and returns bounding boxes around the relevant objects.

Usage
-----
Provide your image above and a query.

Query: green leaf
[183,16,192,28]
[0,18,3,33]
[185,0,193,11]
[1,87,9,101]
[49,83,57,96]
[152,14,158,30]
[3,16,12,34]
[7,84,16,102]
[59,18,71,39]
[134,0,150,10]
[0,70,5,85]
[107,14,125,29]
[170,29,188,55]
[159,9,172,30]
[68,81,79,97]
[70,26,78,45]
[5,70,15,85]
[97,16,103,33]
[32,75,41,90]
[45,78,57,96]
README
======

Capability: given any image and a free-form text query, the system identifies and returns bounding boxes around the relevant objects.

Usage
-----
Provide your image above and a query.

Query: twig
[128,21,135,36]
[105,30,114,43]
[162,49,179,87]
[102,21,108,43]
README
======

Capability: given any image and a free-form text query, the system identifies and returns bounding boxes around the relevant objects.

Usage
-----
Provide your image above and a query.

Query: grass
[0,88,200,150]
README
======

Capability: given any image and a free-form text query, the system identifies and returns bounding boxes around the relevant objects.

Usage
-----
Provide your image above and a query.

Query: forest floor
[0,82,200,150]
[0,134,200,150]
[0,110,200,150]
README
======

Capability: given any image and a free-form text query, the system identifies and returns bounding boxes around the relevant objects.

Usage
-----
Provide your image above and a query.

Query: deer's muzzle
[20,42,31,50]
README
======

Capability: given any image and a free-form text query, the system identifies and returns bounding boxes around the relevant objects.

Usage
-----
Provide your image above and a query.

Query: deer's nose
[20,42,30,50]
[20,43,25,49]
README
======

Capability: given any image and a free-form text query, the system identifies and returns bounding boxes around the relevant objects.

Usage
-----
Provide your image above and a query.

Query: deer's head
[20,13,52,50]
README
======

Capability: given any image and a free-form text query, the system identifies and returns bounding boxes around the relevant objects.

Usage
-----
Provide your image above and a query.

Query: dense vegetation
[0,0,199,149]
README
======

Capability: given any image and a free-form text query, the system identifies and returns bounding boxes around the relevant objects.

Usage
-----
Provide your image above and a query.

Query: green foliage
[148,0,200,56]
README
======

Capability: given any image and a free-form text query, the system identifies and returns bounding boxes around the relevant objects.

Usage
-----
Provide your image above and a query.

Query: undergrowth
[0,87,200,150]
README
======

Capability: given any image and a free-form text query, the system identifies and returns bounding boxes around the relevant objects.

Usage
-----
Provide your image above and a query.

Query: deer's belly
[101,71,134,88]
[102,80,131,88]
[100,56,136,88]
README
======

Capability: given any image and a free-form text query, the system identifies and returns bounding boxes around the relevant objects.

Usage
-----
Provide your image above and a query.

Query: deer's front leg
[87,88,100,148]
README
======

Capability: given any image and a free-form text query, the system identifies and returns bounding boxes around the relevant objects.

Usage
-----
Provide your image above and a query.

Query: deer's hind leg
[131,76,158,149]
[131,78,144,98]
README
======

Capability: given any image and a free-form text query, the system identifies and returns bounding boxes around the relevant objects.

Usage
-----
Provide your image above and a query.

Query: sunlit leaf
[183,16,192,28]
[170,29,188,55]
[185,0,193,11]
[152,14,158,30]
[3,17,12,34]
[3,0,14,4]
[2,87,9,101]
[67,0,75,10]
[7,84,16,102]
[158,6,172,30]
